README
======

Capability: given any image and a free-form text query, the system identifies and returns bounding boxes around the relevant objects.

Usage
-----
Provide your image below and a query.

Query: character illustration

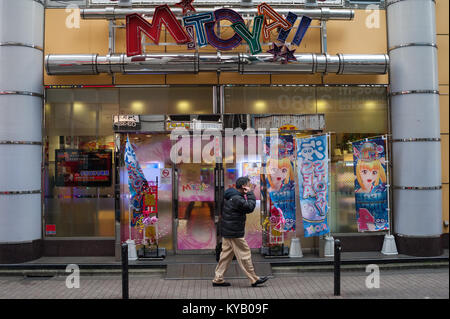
[354,142,387,194]
[266,157,295,193]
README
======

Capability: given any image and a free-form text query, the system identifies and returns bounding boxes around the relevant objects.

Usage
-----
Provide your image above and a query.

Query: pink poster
[178,166,215,202]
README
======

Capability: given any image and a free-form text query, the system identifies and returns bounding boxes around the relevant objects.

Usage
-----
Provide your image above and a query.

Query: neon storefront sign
[126,2,312,56]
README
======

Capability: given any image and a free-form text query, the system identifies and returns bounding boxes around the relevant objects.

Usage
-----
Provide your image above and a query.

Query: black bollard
[334,239,342,296]
[122,243,129,299]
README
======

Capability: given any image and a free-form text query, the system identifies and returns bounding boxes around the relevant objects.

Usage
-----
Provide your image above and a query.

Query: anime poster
[264,135,296,232]
[296,135,330,237]
[352,137,389,232]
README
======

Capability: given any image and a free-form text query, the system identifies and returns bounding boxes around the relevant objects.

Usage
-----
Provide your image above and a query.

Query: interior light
[365,101,377,109]
[316,100,328,109]
[131,101,145,113]
[253,100,267,112]
[73,102,84,113]
[177,101,191,112]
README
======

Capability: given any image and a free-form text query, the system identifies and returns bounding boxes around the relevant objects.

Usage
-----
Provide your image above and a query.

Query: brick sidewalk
[0,268,447,299]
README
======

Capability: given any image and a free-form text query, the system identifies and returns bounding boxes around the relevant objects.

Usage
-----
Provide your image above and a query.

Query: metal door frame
[172,133,223,255]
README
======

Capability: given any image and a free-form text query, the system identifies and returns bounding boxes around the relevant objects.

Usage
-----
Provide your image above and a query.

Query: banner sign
[126,1,318,57]
[352,137,389,232]
[296,135,330,237]
[264,135,296,232]
[125,136,148,210]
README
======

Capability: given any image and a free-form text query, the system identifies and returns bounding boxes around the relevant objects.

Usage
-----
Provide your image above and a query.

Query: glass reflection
[119,134,173,249]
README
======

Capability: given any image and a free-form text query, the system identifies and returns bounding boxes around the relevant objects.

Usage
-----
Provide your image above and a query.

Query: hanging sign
[125,136,147,211]
[352,137,389,232]
[126,2,313,58]
[264,135,297,232]
[296,134,330,237]
[113,115,141,131]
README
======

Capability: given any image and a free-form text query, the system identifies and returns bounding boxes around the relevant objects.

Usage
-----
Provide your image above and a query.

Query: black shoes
[212,282,231,287]
[212,277,269,287]
[251,276,269,287]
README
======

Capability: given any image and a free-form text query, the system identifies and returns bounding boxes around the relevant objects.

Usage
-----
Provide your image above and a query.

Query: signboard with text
[55,149,113,187]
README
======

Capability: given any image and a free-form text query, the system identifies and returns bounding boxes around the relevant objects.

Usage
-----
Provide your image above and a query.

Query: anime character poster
[296,135,330,237]
[264,135,296,232]
[352,137,389,232]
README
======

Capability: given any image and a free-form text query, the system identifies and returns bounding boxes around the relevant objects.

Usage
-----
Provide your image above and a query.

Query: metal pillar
[386,0,443,256]
[0,0,44,262]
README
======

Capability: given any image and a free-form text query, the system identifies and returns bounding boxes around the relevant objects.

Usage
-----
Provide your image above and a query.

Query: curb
[272,261,449,274]
[0,259,447,277]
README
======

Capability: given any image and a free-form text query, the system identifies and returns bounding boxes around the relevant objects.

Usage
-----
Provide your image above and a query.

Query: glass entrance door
[176,163,216,250]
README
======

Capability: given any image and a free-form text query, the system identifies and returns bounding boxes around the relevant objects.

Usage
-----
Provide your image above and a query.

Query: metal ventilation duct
[45,53,389,75]
[80,7,354,20]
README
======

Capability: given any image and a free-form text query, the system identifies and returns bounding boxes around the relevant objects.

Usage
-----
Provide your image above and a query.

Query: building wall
[42,5,448,235]
[436,0,449,235]
[44,8,388,85]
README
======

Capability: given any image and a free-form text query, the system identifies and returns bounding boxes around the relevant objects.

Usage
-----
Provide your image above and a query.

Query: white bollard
[381,234,398,255]
[324,236,335,257]
[289,237,303,258]
[126,239,138,261]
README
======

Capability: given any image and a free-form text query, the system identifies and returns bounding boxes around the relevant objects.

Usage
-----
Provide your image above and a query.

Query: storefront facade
[0,0,448,263]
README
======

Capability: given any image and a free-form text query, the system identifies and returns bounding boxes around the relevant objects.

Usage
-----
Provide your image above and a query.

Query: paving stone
[0,268,448,299]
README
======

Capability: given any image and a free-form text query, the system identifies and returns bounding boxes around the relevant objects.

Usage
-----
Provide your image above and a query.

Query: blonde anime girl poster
[264,135,296,232]
[352,137,389,232]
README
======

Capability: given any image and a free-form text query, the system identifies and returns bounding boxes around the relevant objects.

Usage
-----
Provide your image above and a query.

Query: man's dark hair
[236,176,250,189]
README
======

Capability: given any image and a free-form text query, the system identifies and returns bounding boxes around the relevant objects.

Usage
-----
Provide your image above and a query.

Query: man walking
[212,177,269,287]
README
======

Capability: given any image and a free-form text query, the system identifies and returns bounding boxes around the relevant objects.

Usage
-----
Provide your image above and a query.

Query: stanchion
[334,239,341,296]
[122,243,129,299]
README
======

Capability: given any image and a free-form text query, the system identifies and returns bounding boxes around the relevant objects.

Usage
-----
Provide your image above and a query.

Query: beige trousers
[213,237,259,285]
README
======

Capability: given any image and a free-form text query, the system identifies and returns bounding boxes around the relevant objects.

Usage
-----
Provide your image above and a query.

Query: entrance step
[165,262,272,280]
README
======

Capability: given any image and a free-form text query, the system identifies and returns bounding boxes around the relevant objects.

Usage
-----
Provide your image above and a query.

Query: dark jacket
[220,188,256,238]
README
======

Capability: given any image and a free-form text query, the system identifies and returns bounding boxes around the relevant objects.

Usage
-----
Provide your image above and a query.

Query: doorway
[175,163,216,251]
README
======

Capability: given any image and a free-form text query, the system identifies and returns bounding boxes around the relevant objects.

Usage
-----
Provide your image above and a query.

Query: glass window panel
[224,86,389,235]
[119,133,174,250]
[119,87,213,115]
[44,137,115,237]
[45,88,119,238]
[223,135,263,249]
[224,86,317,114]
[317,87,388,134]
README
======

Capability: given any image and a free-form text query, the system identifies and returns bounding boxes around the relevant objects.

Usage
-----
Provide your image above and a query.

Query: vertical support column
[387,0,443,256]
[0,0,44,263]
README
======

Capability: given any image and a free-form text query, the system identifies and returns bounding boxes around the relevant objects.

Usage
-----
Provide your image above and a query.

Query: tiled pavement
[0,267,448,299]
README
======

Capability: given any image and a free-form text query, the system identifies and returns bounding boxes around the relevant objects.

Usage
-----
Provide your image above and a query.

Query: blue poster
[264,135,296,232]
[296,135,330,237]
[352,137,389,232]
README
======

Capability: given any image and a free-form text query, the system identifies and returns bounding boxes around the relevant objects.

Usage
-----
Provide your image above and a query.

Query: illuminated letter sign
[205,9,244,51]
[258,3,292,41]
[183,12,215,48]
[231,15,264,55]
[126,5,190,56]
[125,3,311,59]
